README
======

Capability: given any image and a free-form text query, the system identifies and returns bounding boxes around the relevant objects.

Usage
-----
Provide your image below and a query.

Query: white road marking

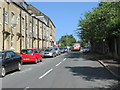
[39,69,53,79]
[63,58,66,61]
[24,87,29,90]
[56,62,62,67]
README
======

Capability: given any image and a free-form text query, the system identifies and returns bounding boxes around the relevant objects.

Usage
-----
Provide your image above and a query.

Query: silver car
[43,48,56,57]
[59,47,65,53]
[53,47,61,56]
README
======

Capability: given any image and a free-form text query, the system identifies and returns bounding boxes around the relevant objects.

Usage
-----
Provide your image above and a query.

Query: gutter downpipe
[2,8,5,51]
[20,10,22,51]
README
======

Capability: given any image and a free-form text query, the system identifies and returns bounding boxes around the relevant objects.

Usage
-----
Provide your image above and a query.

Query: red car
[20,49,42,64]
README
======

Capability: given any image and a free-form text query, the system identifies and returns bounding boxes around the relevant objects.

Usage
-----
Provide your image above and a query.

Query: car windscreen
[83,47,89,49]
[54,48,58,50]
[0,52,4,59]
[21,50,33,54]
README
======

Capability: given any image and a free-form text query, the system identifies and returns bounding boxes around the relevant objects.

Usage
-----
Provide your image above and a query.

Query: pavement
[86,52,120,89]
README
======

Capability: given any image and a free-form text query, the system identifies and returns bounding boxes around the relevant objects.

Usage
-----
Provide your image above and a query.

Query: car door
[9,51,19,70]
[4,51,13,72]
[34,49,41,60]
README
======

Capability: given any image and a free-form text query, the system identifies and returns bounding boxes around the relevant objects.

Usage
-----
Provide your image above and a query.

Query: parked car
[53,47,61,55]
[82,46,90,53]
[59,47,65,53]
[63,47,68,52]
[0,51,22,77]
[38,49,44,57]
[43,48,56,57]
[20,49,42,64]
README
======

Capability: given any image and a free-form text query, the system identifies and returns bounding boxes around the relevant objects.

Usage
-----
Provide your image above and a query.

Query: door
[4,51,13,72]
[34,49,41,61]
[9,51,19,70]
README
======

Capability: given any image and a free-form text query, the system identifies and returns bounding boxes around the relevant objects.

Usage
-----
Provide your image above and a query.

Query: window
[34,49,39,53]
[11,35,14,47]
[16,16,19,24]
[10,51,16,58]
[0,52,4,59]
[6,52,12,59]
[29,22,32,33]
[21,50,33,54]
[11,12,15,27]
[22,18,24,30]
[4,12,8,24]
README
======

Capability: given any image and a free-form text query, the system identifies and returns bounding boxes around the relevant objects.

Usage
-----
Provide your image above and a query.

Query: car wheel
[34,58,38,64]
[17,62,22,71]
[2,66,6,77]
[52,54,55,57]
[40,57,42,62]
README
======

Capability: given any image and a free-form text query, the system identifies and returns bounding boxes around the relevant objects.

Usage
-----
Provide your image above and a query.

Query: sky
[27,2,99,41]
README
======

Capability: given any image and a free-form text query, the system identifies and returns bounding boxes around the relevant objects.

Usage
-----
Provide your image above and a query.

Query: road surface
[1,51,119,89]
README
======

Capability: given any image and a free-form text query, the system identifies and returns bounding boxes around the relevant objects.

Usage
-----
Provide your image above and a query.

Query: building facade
[0,0,56,52]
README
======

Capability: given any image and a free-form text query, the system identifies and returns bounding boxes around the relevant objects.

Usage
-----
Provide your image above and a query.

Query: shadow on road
[64,52,96,61]
[65,66,118,81]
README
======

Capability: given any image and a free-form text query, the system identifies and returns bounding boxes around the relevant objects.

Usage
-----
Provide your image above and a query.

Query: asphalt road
[1,51,119,89]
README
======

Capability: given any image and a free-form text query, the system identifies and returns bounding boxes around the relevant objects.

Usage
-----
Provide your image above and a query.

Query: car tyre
[17,62,22,71]
[40,57,42,62]
[2,66,6,77]
[34,58,38,64]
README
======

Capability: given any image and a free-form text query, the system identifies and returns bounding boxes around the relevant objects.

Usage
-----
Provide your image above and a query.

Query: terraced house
[0,0,56,52]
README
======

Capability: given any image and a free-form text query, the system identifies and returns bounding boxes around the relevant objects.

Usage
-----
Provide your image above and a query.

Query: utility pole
[66,33,68,47]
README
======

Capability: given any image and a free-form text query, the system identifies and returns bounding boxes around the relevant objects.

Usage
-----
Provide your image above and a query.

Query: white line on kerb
[39,69,53,79]
[56,62,62,67]
[63,58,66,61]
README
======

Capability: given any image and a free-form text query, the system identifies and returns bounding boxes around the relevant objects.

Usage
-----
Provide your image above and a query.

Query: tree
[77,2,120,43]
[58,35,76,47]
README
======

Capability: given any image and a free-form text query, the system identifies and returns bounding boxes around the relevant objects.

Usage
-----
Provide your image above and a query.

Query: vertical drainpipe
[20,10,22,51]
[2,8,5,51]
[32,17,33,48]
[42,23,43,50]
[25,15,27,49]
[37,20,39,49]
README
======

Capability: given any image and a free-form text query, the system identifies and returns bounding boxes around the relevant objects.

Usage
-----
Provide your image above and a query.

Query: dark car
[0,51,22,77]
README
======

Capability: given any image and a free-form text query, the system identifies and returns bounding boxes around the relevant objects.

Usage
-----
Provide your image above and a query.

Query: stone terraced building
[0,0,56,53]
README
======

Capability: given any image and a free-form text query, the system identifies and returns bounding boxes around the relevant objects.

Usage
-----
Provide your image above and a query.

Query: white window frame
[22,18,24,30]
[16,16,19,24]
[5,12,8,24]
[11,12,15,27]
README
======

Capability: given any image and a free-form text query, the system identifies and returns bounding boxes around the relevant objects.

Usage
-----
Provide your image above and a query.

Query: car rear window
[0,52,4,59]
[21,50,33,54]
[59,48,63,50]
[45,49,52,52]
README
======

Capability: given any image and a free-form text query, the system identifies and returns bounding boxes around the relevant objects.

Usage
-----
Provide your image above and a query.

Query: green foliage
[76,40,89,47]
[77,2,120,43]
[58,35,76,47]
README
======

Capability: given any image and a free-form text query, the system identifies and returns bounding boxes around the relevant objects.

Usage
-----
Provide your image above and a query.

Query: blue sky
[27,2,99,41]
